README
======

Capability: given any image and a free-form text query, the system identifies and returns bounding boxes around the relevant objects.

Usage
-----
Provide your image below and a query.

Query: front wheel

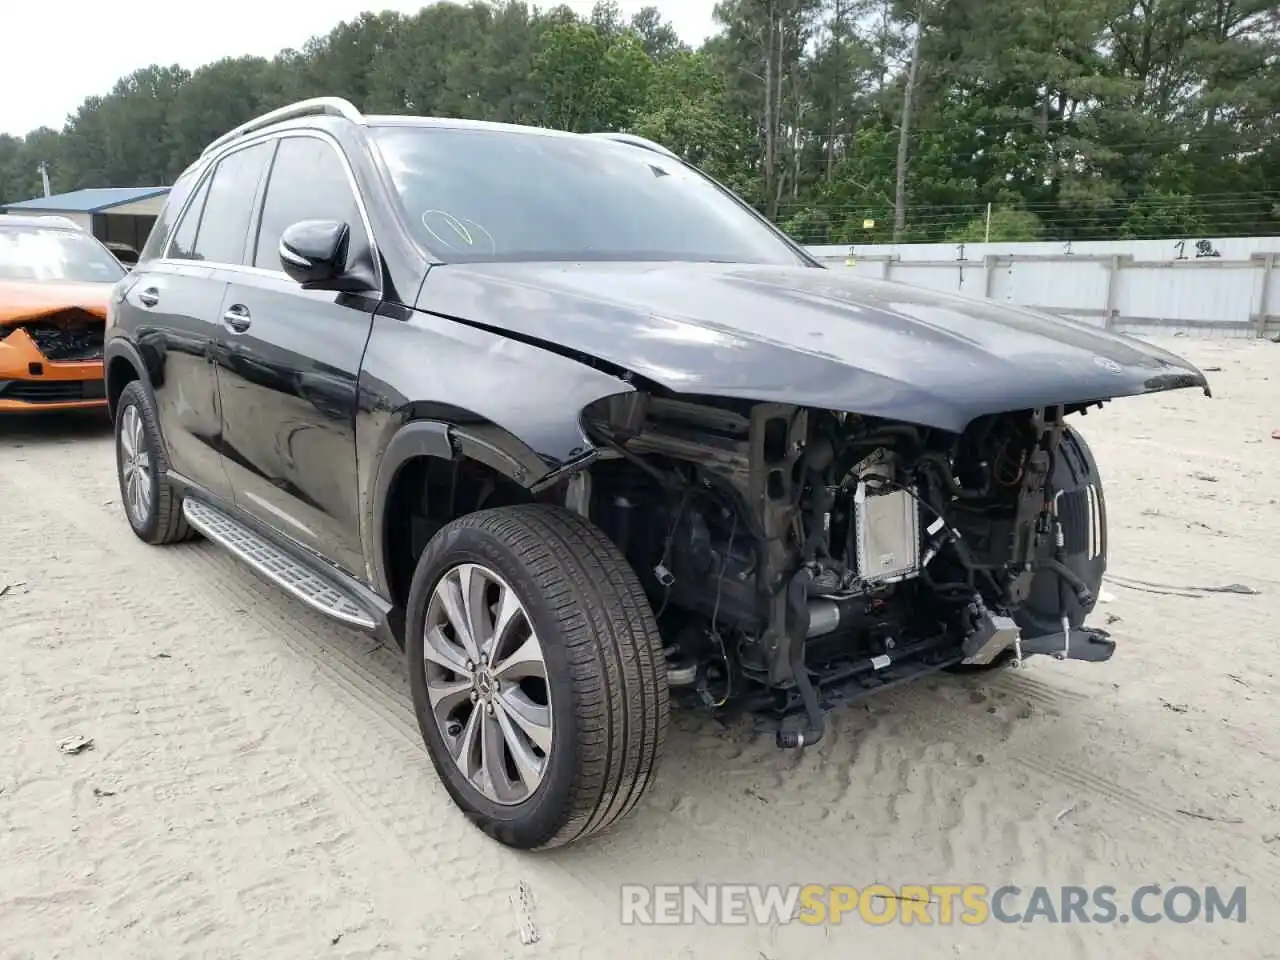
[1013,424,1108,638]
[948,424,1108,673]
[405,503,669,850]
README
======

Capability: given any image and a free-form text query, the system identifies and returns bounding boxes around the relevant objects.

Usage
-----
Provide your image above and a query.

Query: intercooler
[853,483,922,585]
[849,450,922,587]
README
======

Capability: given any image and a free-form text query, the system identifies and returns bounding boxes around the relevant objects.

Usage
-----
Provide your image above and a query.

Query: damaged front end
[574,391,1116,749]
[0,308,106,363]
[0,304,108,408]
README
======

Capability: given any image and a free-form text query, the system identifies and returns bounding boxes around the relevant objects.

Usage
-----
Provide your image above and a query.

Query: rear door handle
[138,287,160,307]
[222,304,252,333]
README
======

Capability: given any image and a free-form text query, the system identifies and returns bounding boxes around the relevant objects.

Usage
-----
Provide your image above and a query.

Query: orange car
[0,215,128,413]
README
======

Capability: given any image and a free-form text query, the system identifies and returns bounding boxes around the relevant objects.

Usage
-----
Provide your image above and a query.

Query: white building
[1,186,170,257]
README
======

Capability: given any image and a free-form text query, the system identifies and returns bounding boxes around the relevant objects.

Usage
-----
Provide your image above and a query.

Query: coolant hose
[921,452,990,500]
[1040,558,1093,605]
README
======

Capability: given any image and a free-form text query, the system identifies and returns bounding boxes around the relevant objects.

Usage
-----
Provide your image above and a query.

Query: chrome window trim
[159,138,263,263]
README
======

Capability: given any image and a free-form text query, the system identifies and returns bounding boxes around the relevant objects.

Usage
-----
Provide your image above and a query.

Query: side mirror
[279,220,350,287]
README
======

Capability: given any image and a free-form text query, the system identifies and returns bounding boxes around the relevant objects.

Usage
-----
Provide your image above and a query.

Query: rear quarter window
[139,167,200,263]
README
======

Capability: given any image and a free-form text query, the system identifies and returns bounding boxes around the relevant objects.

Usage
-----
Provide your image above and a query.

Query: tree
[948,206,1046,243]
[0,0,1274,242]
[533,20,652,131]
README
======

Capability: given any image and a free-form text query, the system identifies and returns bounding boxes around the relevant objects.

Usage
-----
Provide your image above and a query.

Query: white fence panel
[1115,262,1256,324]
[803,236,1280,339]
[988,259,1106,314]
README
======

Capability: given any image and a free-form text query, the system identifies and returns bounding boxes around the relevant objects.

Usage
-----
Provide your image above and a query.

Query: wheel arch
[371,418,580,617]
[1016,421,1108,636]
[103,338,158,423]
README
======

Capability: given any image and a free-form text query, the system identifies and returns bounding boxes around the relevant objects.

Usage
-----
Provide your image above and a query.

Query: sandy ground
[2,335,1279,959]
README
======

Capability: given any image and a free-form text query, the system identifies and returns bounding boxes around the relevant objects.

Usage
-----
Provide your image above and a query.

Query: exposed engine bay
[1,309,106,362]
[574,391,1114,747]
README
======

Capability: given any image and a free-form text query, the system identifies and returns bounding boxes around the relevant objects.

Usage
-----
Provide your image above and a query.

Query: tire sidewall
[1015,424,1106,637]
[405,516,584,846]
[114,383,163,541]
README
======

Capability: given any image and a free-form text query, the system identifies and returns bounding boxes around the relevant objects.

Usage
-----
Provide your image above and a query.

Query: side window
[140,167,198,262]
[253,136,364,270]
[189,141,273,265]
[166,175,211,261]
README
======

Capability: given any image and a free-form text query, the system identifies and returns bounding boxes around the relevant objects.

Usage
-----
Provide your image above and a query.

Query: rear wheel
[114,380,195,545]
[406,503,668,850]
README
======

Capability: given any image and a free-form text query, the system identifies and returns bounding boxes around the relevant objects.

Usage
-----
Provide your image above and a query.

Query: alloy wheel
[119,404,153,526]
[423,562,552,806]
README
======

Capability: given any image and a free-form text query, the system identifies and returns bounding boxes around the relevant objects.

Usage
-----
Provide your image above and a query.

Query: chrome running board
[183,498,377,629]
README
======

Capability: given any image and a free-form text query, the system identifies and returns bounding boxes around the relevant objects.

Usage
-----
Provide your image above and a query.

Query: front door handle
[222,304,252,333]
[138,287,160,307]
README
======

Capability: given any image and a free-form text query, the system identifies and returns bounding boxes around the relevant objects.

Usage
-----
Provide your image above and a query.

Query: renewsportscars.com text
[620,883,1246,926]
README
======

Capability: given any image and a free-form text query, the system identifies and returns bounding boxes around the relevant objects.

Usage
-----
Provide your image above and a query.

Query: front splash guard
[1018,626,1116,663]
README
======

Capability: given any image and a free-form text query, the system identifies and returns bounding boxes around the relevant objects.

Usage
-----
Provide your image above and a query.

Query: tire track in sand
[7,431,1275,960]
[0,442,719,959]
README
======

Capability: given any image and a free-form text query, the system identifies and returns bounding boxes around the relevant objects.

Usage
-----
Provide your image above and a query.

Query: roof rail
[200,97,365,158]
[586,131,680,160]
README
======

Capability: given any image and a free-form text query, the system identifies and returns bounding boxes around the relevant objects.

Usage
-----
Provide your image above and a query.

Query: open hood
[417,261,1210,434]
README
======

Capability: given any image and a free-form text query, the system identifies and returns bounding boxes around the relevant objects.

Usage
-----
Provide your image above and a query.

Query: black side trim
[374,420,454,511]
[369,420,455,600]
[366,418,583,629]
[452,428,534,484]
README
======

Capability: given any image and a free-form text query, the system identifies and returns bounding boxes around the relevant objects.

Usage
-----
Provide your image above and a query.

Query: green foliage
[780,207,833,243]
[1118,191,1208,239]
[631,50,753,186]
[948,206,1046,243]
[534,21,652,131]
[1,0,1276,243]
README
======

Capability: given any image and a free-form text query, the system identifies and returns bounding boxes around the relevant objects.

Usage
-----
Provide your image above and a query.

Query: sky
[2,0,719,137]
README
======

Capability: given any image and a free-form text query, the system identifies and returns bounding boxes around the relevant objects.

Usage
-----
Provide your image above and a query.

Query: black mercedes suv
[104,97,1208,850]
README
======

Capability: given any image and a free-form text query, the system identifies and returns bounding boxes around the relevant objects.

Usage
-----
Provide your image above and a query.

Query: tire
[1014,424,1107,638]
[114,380,195,545]
[947,424,1107,674]
[405,503,669,850]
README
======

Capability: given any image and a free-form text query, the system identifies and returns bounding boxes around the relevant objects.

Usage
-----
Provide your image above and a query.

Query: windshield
[0,226,128,283]
[370,125,809,266]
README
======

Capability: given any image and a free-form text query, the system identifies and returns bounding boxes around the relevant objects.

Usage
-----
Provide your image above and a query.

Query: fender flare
[102,336,158,421]
[368,420,452,599]
[368,418,593,598]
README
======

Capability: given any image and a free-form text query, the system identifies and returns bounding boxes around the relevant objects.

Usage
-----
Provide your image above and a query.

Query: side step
[182,498,377,630]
